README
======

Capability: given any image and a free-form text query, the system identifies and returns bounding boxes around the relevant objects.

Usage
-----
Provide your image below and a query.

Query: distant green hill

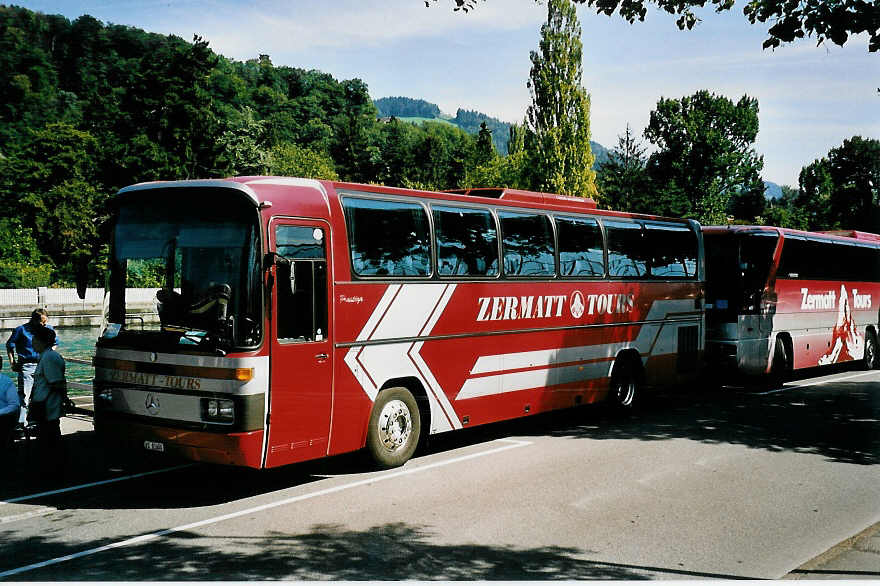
[374,95,609,167]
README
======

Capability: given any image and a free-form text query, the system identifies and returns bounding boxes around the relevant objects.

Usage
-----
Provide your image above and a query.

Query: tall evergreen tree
[475,121,496,166]
[525,0,597,198]
[596,124,649,211]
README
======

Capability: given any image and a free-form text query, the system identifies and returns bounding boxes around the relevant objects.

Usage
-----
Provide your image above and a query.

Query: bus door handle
[315,353,329,362]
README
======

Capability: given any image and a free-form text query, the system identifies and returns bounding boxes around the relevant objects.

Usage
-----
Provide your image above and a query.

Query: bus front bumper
[95,417,266,468]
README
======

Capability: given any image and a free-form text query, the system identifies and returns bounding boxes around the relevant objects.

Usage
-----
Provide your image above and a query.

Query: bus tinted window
[778,236,807,279]
[605,220,648,278]
[276,226,325,259]
[784,238,880,282]
[343,198,431,277]
[557,216,604,277]
[433,205,499,277]
[644,222,697,278]
[499,212,554,276]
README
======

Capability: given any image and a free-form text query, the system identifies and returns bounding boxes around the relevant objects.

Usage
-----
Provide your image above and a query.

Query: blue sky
[18,0,880,186]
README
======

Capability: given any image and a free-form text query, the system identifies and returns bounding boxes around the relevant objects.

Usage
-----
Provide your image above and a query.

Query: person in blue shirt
[6,308,57,428]
[0,355,20,451]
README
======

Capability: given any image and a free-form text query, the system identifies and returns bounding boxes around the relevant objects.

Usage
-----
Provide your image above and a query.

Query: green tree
[827,136,880,231]
[798,157,834,229]
[379,117,416,186]
[465,151,530,189]
[644,90,764,224]
[430,0,880,52]
[596,124,649,211]
[267,143,338,180]
[0,217,54,287]
[475,121,496,166]
[0,122,106,282]
[331,78,380,182]
[727,184,767,222]
[764,185,810,230]
[525,0,597,198]
[507,123,526,155]
[216,106,270,176]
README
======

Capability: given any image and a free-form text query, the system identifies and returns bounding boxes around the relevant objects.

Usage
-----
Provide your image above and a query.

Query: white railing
[0,289,39,306]
[0,288,160,312]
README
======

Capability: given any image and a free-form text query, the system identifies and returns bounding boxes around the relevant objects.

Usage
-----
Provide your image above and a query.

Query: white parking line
[3,465,193,504]
[754,369,879,395]
[0,439,531,578]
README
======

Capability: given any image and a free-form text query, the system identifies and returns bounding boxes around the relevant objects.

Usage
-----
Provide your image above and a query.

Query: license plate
[144,441,165,452]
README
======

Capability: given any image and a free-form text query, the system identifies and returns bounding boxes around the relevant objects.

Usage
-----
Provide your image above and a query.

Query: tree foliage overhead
[429,0,880,51]
[0,5,489,286]
[525,0,597,198]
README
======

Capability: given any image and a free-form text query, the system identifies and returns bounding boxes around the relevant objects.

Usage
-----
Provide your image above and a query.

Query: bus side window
[605,220,648,278]
[557,216,604,277]
[498,212,555,277]
[275,226,327,343]
[342,197,431,277]
[643,221,697,279]
[433,205,499,277]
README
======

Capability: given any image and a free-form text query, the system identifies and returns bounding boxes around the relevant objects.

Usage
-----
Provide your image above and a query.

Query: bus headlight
[202,398,235,422]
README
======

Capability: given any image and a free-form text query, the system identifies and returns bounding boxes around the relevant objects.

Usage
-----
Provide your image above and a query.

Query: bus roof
[703,225,880,246]
[117,176,695,226]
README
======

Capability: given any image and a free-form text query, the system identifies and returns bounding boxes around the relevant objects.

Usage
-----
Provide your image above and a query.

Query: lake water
[3,325,102,394]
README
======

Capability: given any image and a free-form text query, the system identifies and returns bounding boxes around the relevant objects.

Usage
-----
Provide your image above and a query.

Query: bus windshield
[705,231,777,320]
[105,191,262,351]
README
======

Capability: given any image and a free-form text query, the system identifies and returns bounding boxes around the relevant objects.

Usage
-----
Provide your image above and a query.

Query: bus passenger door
[265,219,333,467]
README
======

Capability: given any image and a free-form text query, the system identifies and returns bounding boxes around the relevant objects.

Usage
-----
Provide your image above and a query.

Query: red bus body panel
[703,225,880,376]
[96,177,703,469]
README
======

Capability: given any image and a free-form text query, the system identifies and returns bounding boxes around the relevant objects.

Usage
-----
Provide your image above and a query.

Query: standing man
[28,326,67,485]
[6,308,56,429]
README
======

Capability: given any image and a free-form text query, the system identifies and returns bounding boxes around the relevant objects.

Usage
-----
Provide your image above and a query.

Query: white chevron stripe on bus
[343,284,462,432]
[456,298,699,401]
[457,360,612,400]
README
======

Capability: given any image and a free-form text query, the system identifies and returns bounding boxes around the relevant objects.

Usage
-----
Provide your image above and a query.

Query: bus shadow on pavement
[0,522,760,581]
[421,368,879,467]
[532,380,877,467]
[4,367,876,509]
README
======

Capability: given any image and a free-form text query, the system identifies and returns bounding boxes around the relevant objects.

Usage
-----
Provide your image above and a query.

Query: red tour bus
[93,177,704,469]
[703,225,880,379]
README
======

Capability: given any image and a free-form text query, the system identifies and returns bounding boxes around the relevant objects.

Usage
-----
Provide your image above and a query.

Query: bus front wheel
[864,331,879,370]
[366,386,421,469]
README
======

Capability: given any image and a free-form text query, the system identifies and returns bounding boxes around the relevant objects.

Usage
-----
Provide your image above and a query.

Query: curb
[784,520,880,579]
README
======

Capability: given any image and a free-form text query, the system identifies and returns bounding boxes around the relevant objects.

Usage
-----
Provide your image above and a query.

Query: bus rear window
[343,197,431,277]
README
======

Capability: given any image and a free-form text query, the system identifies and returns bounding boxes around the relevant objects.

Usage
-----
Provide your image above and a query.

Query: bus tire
[609,358,641,412]
[366,386,421,469]
[769,336,791,386]
[864,330,879,370]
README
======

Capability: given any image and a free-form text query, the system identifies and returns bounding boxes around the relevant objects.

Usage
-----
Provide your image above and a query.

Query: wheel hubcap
[617,381,635,406]
[377,399,412,451]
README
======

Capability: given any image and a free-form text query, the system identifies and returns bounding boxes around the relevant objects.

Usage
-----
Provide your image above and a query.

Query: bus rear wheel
[769,337,792,386]
[609,359,641,412]
[366,386,421,469]
[864,331,879,370]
